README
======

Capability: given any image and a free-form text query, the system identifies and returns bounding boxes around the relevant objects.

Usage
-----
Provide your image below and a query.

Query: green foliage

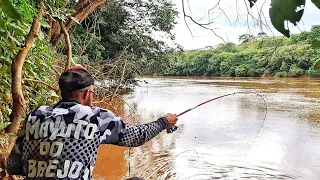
[239,34,256,43]
[0,0,60,131]
[315,60,320,69]
[308,69,320,76]
[0,0,22,21]
[167,27,320,78]
[235,65,248,77]
[69,0,179,78]
[311,39,320,48]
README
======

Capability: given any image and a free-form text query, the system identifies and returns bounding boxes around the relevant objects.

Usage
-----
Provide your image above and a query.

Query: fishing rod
[167,91,267,134]
[128,91,268,179]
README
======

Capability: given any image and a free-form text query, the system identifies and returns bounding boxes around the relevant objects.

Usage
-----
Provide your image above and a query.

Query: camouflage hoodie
[8,99,168,180]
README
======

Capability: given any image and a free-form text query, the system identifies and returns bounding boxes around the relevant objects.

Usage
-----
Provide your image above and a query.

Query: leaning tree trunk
[51,0,106,48]
[0,18,41,180]
[6,18,41,137]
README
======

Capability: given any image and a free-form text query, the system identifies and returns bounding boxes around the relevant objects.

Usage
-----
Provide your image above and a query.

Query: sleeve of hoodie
[98,108,168,147]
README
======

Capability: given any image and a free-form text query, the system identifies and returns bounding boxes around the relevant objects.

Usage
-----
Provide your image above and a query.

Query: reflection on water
[93,77,320,180]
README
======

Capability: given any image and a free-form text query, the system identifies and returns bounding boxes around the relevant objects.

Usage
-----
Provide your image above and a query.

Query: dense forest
[164,26,320,77]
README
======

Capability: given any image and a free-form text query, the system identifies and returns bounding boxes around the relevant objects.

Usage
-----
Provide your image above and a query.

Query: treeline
[165,25,320,77]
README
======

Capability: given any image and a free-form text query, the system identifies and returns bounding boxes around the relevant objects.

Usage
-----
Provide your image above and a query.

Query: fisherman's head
[58,65,96,106]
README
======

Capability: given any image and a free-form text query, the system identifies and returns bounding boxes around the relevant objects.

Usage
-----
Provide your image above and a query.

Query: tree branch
[181,0,226,43]
[79,12,99,57]
[109,57,127,103]
[6,18,41,134]
[59,19,72,71]
[51,0,106,48]
[52,66,61,76]
[22,78,58,92]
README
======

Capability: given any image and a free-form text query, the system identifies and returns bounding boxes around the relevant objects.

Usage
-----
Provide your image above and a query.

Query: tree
[257,32,268,39]
[239,34,256,43]
[71,0,179,76]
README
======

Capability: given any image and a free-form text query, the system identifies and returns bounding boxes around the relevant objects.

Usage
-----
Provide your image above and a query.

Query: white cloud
[169,0,320,50]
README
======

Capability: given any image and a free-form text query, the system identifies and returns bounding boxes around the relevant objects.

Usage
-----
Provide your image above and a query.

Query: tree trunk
[51,0,106,48]
[49,19,61,45]
[0,17,41,180]
[6,18,41,134]
[5,17,41,146]
[59,19,73,71]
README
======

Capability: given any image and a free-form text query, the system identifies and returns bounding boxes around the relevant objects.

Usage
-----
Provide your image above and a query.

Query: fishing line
[140,91,268,179]
[167,91,268,137]
[126,80,268,179]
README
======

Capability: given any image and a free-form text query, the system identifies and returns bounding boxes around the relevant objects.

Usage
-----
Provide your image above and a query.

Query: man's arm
[116,117,168,147]
[98,108,176,147]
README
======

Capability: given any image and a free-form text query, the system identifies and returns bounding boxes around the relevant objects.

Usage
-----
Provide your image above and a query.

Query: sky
[169,0,320,50]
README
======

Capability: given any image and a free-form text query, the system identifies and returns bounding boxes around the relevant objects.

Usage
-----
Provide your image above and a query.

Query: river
[93,76,320,180]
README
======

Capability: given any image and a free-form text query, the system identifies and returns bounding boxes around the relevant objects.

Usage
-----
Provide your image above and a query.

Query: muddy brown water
[93,76,320,180]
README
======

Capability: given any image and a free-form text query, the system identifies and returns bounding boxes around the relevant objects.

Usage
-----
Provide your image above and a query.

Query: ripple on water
[158,153,301,180]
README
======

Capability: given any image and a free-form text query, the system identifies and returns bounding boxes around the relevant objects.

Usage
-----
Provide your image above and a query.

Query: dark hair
[61,91,73,100]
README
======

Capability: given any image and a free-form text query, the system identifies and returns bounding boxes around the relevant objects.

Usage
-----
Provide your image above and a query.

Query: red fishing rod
[167,92,237,133]
[167,91,267,134]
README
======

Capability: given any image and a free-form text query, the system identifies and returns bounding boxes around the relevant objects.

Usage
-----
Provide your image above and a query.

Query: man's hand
[164,113,178,129]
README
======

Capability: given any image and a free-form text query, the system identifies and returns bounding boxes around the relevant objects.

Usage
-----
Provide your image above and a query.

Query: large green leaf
[311,0,320,9]
[269,0,305,37]
[0,0,22,21]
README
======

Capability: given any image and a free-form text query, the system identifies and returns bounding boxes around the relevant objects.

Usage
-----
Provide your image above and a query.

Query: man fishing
[7,65,178,180]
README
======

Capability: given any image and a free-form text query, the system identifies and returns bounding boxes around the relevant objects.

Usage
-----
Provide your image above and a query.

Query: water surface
[93,76,320,180]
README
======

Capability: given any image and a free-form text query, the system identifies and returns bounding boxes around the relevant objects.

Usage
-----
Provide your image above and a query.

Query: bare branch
[218,3,232,27]
[186,0,193,17]
[59,19,72,71]
[108,58,127,102]
[79,11,99,57]
[52,66,61,76]
[208,0,221,13]
[22,78,58,92]
[181,0,194,39]
[182,0,226,43]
